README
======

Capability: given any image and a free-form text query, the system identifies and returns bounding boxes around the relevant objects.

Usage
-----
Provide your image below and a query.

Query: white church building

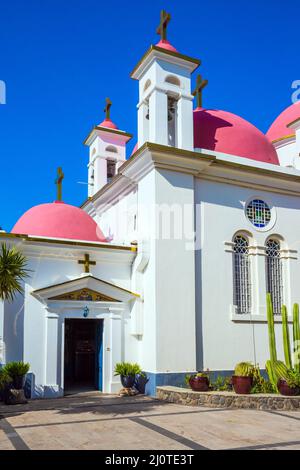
[1,12,300,398]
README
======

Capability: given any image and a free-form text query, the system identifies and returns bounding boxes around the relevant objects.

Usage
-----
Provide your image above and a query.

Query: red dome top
[194,107,279,165]
[266,101,300,143]
[12,201,107,242]
[156,39,178,53]
[98,118,118,130]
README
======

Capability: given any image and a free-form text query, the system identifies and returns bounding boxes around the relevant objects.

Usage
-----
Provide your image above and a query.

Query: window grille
[266,239,283,315]
[246,199,271,228]
[233,235,251,314]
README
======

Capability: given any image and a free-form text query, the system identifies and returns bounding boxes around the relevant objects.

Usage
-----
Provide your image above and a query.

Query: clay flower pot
[277,379,300,396]
[189,375,210,392]
[232,376,253,394]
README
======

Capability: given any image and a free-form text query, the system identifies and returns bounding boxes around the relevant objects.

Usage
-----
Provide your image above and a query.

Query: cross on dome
[193,74,208,109]
[104,97,112,120]
[156,10,171,41]
[55,167,64,202]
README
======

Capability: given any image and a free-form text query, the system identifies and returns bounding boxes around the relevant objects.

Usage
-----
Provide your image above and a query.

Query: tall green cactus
[282,305,292,369]
[267,293,277,362]
[293,304,300,373]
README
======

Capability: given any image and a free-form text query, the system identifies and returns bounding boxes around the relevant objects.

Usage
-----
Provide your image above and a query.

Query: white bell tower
[131,10,200,152]
[84,98,132,197]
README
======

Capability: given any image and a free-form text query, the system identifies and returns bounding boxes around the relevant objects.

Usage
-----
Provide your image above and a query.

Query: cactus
[282,305,292,369]
[293,304,300,373]
[265,360,278,389]
[267,293,277,362]
[272,360,289,381]
[234,362,254,377]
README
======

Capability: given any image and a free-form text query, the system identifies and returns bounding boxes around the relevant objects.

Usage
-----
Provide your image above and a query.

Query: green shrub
[250,366,276,394]
[0,369,12,390]
[3,361,30,378]
[114,362,141,377]
[211,375,232,391]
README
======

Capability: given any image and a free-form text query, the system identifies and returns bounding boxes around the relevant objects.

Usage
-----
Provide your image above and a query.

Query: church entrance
[64,319,103,393]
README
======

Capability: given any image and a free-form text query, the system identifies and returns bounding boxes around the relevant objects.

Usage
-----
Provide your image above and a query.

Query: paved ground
[0,391,300,450]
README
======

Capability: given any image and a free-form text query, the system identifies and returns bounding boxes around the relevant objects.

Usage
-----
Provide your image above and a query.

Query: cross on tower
[78,254,96,273]
[193,75,208,109]
[104,97,112,120]
[55,167,64,202]
[156,10,171,41]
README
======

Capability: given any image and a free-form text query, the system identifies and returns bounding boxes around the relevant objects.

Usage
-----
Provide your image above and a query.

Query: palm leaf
[0,243,30,302]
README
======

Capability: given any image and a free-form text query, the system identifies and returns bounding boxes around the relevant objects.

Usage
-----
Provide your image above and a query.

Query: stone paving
[0,391,300,450]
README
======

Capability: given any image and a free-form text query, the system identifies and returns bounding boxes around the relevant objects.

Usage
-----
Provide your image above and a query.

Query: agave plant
[0,243,30,302]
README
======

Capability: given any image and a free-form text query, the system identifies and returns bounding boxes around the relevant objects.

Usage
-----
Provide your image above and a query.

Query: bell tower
[131,10,200,151]
[84,99,132,197]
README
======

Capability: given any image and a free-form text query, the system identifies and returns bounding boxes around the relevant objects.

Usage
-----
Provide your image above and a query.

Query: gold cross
[55,167,64,202]
[193,74,208,108]
[78,254,96,273]
[104,97,112,120]
[156,10,171,41]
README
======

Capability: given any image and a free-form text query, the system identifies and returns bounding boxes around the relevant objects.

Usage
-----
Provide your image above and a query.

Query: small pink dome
[266,101,300,143]
[12,202,107,242]
[98,118,118,130]
[156,39,178,53]
[131,143,138,156]
[194,107,279,165]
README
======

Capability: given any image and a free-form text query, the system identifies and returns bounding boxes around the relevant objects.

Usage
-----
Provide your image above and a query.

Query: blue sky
[0,0,299,231]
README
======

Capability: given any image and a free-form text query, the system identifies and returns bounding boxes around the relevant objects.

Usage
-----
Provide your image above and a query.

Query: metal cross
[104,97,112,120]
[78,254,96,273]
[55,167,64,202]
[156,10,171,41]
[193,74,208,108]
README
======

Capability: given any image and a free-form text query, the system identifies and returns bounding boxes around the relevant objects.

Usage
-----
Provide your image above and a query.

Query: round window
[246,199,271,228]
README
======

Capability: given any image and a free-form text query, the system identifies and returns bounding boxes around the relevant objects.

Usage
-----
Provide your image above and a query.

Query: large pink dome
[194,108,279,165]
[266,101,300,143]
[12,201,107,242]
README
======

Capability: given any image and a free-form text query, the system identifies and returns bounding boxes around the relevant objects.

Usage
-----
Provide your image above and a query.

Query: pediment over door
[31,274,140,305]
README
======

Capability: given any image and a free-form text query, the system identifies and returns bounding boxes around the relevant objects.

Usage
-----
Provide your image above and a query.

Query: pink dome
[266,102,300,143]
[98,118,118,130]
[131,143,138,156]
[12,201,107,242]
[194,107,279,165]
[156,39,178,53]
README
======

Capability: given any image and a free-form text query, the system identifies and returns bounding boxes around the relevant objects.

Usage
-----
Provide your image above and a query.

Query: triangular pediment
[31,274,139,305]
[49,288,119,302]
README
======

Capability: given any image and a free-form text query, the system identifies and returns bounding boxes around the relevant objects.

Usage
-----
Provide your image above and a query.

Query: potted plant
[114,362,141,389]
[187,372,210,392]
[0,369,12,401]
[134,371,149,394]
[274,365,300,396]
[3,362,30,390]
[232,362,254,394]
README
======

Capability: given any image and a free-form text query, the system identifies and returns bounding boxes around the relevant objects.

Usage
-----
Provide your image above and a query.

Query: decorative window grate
[233,235,251,314]
[246,199,271,228]
[266,239,283,315]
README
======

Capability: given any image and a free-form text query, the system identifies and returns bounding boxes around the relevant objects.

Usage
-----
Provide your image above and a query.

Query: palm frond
[0,243,30,302]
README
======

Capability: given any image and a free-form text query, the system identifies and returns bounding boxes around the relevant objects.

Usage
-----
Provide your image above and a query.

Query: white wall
[195,178,300,371]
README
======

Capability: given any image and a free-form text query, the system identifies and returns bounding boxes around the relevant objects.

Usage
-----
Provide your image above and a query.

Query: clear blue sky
[0,0,299,231]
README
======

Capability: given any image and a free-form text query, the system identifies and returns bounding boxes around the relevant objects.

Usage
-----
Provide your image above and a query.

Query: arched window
[233,235,251,314]
[266,239,282,315]
[105,145,117,153]
[165,75,180,87]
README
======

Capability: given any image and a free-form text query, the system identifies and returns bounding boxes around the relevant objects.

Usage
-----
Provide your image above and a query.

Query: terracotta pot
[232,376,253,394]
[189,376,209,392]
[277,379,300,396]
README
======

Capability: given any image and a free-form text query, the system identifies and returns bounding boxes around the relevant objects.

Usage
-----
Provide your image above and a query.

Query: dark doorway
[64,319,103,393]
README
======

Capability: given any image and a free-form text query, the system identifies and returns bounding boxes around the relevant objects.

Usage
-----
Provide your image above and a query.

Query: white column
[177,96,194,151]
[252,246,267,315]
[138,101,149,148]
[103,311,122,393]
[94,157,107,193]
[45,313,62,397]
[149,89,168,145]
